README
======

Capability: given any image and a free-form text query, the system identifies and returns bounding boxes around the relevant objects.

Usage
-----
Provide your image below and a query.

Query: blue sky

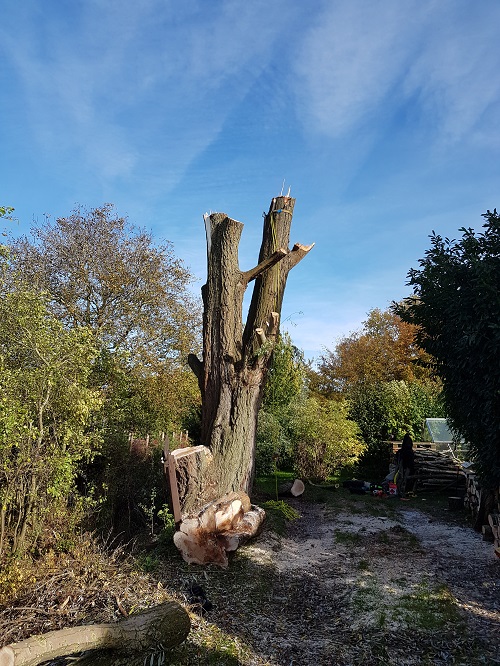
[2,0,500,360]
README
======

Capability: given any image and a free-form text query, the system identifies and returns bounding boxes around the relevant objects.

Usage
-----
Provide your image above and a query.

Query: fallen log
[278,479,305,497]
[174,491,265,567]
[0,601,190,666]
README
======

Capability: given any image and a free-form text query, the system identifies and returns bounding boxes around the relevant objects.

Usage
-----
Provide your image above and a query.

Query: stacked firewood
[464,471,481,517]
[413,447,465,491]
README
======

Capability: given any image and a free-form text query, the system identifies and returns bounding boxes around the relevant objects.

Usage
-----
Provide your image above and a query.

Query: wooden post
[167,453,182,524]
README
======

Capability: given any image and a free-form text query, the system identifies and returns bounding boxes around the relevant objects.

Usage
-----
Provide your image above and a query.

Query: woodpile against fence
[412,447,465,492]
[464,470,481,517]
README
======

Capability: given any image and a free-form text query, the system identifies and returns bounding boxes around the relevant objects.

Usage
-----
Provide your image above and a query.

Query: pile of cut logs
[464,470,481,517]
[413,447,465,492]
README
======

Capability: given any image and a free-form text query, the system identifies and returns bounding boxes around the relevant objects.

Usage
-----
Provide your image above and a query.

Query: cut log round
[0,601,190,666]
[278,479,305,497]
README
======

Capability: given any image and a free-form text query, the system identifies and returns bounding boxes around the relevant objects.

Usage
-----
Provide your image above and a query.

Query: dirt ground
[160,491,500,666]
[2,490,499,666]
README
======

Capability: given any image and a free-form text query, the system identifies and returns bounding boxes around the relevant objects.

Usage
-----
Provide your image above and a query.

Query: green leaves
[290,397,364,482]
[399,209,500,487]
[0,288,102,556]
[10,204,201,366]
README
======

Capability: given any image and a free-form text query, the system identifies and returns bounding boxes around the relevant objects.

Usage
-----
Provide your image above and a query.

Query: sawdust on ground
[170,494,500,666]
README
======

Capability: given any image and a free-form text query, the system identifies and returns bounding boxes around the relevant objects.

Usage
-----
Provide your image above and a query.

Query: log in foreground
[174,491,265,567]
[0,601,190,666]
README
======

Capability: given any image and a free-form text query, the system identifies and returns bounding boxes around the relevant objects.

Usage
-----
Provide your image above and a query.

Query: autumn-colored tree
[315,308,432,396]
[313,308,443,476]
[8,205,202,534]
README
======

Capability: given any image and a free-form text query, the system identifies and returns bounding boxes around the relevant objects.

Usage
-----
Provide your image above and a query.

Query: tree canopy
[1,204,203,546]
[10,204,200,366]
[315,308,433,396]
[398,210,500,486]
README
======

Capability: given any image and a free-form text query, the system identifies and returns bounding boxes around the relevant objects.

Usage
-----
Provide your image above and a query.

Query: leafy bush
[256,410,293,476]
[0,290,102,557]
[289,397,364,482]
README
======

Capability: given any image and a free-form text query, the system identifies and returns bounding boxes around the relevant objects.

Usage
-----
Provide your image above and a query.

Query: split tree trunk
[188,196,313,506]
[0,601,190,666]
[173,491,266,567]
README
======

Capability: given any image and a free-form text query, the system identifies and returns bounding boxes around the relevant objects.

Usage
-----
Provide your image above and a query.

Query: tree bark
[0,601,190,666]
[188,196,313,506]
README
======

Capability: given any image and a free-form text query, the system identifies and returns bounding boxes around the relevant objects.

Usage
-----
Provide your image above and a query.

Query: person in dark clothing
[395,433,415,498]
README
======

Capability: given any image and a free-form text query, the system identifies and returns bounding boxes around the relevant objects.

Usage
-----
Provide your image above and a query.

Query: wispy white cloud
[294,0,500,146]
[404,6,500,144]
[294,0,425,138]
[1,0,289,192]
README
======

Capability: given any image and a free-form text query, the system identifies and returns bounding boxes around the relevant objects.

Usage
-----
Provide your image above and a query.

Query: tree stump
[187,197,313,506]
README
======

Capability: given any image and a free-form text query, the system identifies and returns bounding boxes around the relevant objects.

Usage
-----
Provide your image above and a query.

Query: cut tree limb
[242,248,288,284]
[0,601,190,666]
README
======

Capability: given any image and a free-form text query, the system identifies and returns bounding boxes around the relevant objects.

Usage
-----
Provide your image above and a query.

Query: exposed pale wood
[218,506,266,552]
[167,446,214,520]
[255,328,266,345]
[278,479,305,497]
[173,491,264,567]
[242,248,288,284]
[0,601,190,666]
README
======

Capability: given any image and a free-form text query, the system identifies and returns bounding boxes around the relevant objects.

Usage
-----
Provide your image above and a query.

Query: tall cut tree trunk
[188,196,313,506]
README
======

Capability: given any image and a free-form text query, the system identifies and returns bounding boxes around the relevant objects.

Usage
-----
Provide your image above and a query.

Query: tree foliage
[0,289,101,556]
[10,204,200,365]
[398,210,500,486]
[256,333,306,475]
[256,332,364,479]
[3,204,202,541]
[315,308,433,396]
[312,307,443,477]
[289,397,363,482]
[262,332,306,412]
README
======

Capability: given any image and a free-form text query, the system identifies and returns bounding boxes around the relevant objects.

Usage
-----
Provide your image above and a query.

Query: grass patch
[261,499,300,535]
[334,529,363,546]
[396,582,463,630]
